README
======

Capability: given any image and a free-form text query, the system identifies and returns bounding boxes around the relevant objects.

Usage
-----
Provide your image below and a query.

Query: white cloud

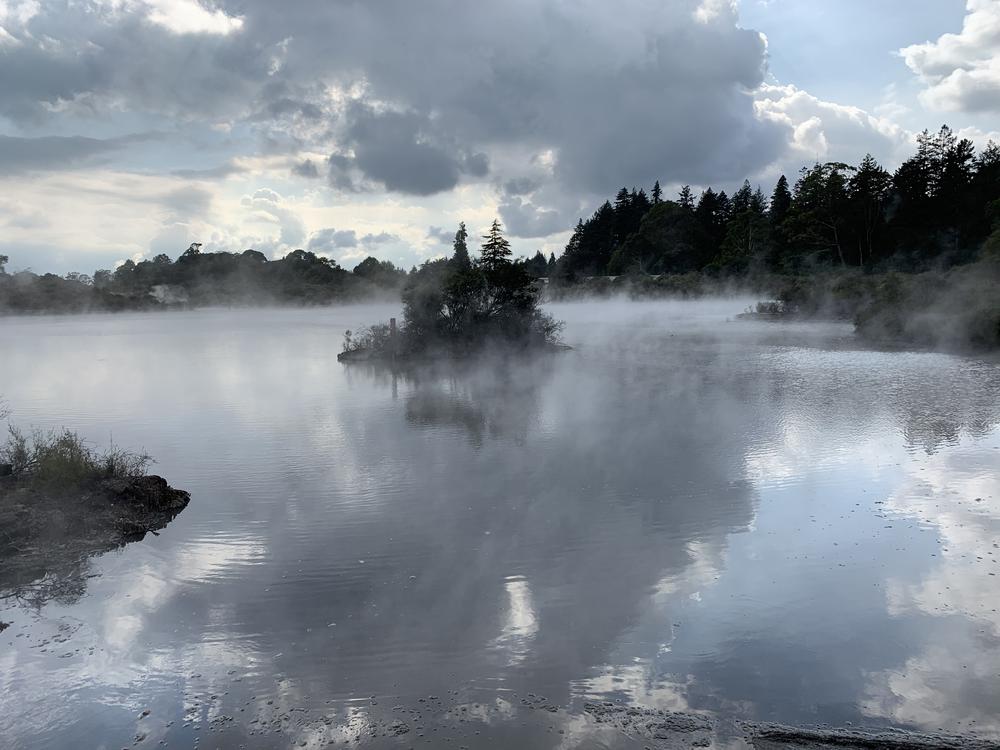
[754,83,912,167]
[694,0,737,24]
[101,0,246,36]
[240,186,305,251]
[900,0,1000,113]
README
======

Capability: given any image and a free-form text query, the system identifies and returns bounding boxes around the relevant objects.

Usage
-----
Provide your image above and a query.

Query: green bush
[1,426,151,489]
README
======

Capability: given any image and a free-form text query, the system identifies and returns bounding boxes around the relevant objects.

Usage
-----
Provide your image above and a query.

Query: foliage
[1,426,152,489]
[350,220,563,359]
[852,261,1000,350]
[342,324,394,354]
[352,257,406,287]
[0,246,407,315]
[554,125,1000,281]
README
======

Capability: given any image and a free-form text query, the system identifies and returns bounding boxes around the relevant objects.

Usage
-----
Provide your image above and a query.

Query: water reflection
[0,304,999,748]
[0,500,188,610]
[862,444,1000,735]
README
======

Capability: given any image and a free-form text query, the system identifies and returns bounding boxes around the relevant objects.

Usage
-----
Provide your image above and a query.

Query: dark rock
[98,475,191,512]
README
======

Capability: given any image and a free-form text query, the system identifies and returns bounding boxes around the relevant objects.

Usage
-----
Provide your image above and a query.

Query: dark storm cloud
[0,6,264,124]
[326,105,490,195]
[1,0,788,213]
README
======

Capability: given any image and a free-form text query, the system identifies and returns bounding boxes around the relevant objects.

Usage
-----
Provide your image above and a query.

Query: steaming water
[1,300,999,749]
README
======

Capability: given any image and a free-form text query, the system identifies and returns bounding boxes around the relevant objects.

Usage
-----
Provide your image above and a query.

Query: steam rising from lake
[1,299,998,747]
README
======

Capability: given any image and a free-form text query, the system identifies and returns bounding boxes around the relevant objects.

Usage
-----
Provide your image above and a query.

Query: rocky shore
[0,474,190,599]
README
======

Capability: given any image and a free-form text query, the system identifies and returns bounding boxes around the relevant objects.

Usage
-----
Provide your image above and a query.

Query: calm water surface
[1,300,999,749]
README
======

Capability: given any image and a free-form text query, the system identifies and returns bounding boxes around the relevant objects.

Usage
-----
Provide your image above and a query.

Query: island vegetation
[0,416,190,602]
[341,220,563,361]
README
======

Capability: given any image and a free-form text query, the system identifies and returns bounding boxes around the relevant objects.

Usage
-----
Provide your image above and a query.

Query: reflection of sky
[1,302,999,747]
[491,576,539,665]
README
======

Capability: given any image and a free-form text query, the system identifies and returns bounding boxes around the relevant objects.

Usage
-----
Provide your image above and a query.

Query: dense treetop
[555,125,1000,280]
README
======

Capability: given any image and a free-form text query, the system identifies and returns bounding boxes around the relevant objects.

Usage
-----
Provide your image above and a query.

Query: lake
[1,300,999,749]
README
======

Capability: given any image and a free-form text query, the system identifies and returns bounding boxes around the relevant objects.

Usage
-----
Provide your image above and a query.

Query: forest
[0,247,406,313]
[553,126,999,279]
[545,125,1000,350]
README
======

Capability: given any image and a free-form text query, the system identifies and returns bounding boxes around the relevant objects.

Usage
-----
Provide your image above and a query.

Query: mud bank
[585,703,1000,750]
[744,723,1000,749]
[0,475,190,600]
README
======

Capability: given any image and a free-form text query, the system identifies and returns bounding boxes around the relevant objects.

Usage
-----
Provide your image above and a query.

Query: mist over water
[1,299,999,748]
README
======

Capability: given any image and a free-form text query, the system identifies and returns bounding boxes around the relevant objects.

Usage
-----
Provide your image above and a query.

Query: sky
[1,0,998,274]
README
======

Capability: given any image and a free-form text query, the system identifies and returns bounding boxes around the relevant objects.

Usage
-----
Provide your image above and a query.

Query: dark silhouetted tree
[452,222,470,269]
[480,219,512,270]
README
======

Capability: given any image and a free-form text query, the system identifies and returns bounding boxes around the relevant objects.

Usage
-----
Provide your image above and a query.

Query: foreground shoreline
[0,474,190,602]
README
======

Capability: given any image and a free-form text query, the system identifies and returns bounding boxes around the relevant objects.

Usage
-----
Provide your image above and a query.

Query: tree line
[0,246,408,313]
[554,125,1000,280]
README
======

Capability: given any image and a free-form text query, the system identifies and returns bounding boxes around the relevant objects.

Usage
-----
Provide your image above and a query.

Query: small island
[0,423,190,600]
[339,219,566,362]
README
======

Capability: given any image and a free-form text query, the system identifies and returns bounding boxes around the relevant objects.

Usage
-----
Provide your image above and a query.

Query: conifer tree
[769,176,792,226]
[652,180,662,204]
[480,219,512,270]
[452,222,471,269]
[678,185,694,210]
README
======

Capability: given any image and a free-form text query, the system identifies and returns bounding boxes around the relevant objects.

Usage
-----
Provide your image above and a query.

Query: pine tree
[480,219,512,270]
[652,180,662,204]
[452,222,471,269]
[769,176,792,226]
[849,155,890,266]
[678,185,694,211]
[614,187,631,212]
[730,180,753,214]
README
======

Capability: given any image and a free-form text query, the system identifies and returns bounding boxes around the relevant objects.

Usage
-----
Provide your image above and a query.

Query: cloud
[240,187,305,248]
[171,162,247,180]
[0,1,265,123]
[498,196,566,239]
[427,226,455,245]
[327,104,489,196]
[161,186,213,218]
[900,0,1000,113]
[144,0,244,36]
[291,159,320,179]
[0,0,784,193]
[307,227,400,254]
[360,231,397,245]
[0,134,139,172]
[754,83,912,169]
[307,227,359,251]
